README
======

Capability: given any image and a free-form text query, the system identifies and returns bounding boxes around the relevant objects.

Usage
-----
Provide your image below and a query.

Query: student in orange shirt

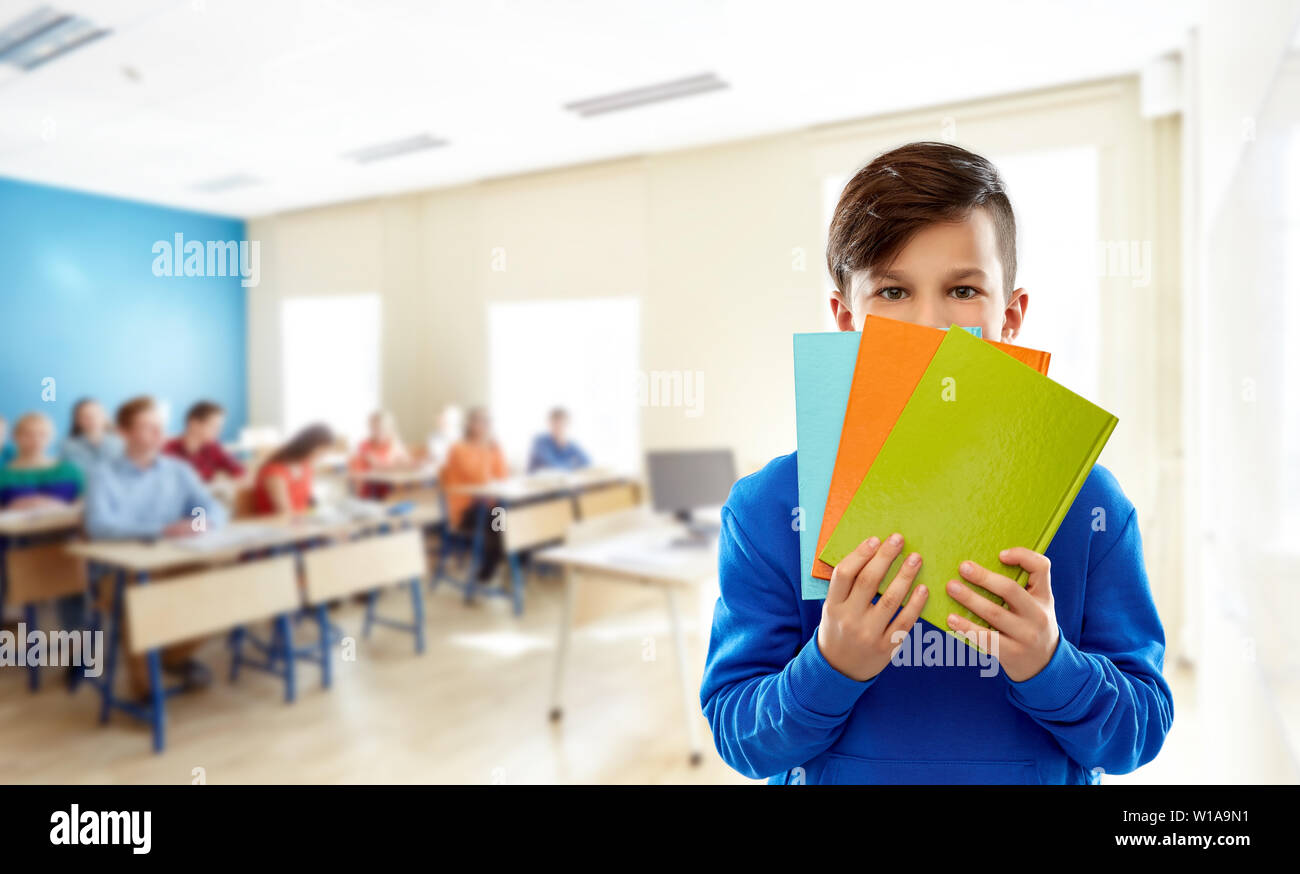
[350,410,411,499]
[253,424,335,515]
[439,407,508,582]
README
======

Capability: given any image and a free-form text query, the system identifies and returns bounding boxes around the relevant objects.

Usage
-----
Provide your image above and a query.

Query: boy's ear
[830,290,856,332]
[1000,288,1029,342]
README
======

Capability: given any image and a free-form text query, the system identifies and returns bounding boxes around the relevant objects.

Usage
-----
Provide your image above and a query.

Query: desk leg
[548,570,576,722]
[24,604,39,692]
[466,502,486,604]
[146,649,165,753]
[0,535,8,623]
[316,605,332,689]
[98,569,126,725]
[665,587,703,766]
[86,563,103,687]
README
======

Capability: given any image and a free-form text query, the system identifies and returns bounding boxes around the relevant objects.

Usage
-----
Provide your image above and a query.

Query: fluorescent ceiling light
[191,173,263,194]
[563,72,728,117]
[342,133,448,164]
[0,5,110,71]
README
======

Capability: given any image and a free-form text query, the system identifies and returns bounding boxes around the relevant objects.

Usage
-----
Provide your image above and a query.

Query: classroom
[0,0,1297,793]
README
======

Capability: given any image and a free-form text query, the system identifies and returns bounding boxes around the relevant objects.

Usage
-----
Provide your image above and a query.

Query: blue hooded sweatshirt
[699,453,1174,784]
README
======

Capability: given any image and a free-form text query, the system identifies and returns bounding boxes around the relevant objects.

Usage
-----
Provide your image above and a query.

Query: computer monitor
[646,449,737,538]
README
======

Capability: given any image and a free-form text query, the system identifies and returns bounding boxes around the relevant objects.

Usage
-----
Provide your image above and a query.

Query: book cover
[810,315,1050,587]
[793,331,859,600]
[817,326,1116,636]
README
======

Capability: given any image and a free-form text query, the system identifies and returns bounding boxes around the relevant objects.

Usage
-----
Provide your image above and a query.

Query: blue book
[794,325,981,600]
[793,332,861,599]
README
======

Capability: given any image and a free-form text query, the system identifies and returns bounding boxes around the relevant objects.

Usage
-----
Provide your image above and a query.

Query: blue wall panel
[0,177,247,444]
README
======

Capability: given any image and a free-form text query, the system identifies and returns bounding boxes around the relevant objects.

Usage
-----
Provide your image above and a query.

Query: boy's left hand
[945,547,1060,682]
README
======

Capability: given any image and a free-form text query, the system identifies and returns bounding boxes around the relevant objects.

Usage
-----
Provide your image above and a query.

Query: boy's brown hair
[185,400,224,424]
[826,141,1018,300]
[116,396,157,431]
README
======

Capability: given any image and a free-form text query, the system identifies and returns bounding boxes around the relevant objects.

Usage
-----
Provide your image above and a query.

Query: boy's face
[125,408,164,458]
[831,207,1028,343]
[15,419,51,456]
[189,414,223,444]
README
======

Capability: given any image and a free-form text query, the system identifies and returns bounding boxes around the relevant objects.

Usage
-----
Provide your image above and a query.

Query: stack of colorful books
[794,315,1117,636]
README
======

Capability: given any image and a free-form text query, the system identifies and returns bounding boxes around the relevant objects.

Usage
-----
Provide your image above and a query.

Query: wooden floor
[0,568,1196,785]
[0,572,754,785]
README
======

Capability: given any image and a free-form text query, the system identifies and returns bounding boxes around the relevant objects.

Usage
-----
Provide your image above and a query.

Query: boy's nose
[914,303,948,332]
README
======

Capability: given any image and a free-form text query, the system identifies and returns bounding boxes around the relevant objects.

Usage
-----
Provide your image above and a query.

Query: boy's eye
[876,287,908,301]
[949,285,981,300]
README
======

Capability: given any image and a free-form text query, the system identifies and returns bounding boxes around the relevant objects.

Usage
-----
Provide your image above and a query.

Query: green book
[817,326,1117,638]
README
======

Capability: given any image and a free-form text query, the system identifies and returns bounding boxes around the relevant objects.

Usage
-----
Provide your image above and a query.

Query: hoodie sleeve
[1004,506,1175,775]
[700,505,876,780]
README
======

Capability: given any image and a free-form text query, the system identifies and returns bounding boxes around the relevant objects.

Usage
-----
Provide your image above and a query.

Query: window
[487,298,640,472]
[281,293,381,443]
[991,146,1101,401]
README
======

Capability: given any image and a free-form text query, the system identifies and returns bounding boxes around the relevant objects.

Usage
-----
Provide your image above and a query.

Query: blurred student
[1,412,86,632]
[84,397,229,695]
[0,416,12,466]
[0,412,84,508]
[61,397,123,474]
[439,407,507,582]
[163,400,245,483]
[84,396,227,540]
[350,410,410,499]
[253,424,334,515]
[426,404,464,471]
[527,407,591,473]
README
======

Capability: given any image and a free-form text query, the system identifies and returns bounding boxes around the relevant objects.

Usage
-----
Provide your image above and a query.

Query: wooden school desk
[438,470,638,611]
[0,504,84,611]
[66,508,436,732]
[348,466,439,489]
[0,505,86,689]
[533,508,716,765]
[442,468,632,505]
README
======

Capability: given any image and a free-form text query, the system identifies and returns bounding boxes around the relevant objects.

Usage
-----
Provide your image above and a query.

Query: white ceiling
[0,0,1200,218]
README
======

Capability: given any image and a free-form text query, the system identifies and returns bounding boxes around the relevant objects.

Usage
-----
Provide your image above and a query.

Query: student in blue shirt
[85,396,228,540]
[527,407,591,473]
[84,396,228,698]
[60,397,124,475]
[699,142,1173,785]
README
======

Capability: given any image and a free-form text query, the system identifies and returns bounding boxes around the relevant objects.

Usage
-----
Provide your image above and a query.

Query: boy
[699,142,1173,784]
[85,396,229,697]
[528,407,591,473]
[162,400,245,483]
[86,396,228,540]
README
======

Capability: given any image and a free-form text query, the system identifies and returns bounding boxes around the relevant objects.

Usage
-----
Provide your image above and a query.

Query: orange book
[811,315,1050,581]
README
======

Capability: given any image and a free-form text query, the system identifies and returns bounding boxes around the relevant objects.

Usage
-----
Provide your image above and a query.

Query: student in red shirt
[163,401,245,483]
[253,424,335,515]
[350,409,412,499]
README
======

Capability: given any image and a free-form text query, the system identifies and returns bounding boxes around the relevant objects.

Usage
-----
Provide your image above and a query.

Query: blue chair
[431,493,487,600]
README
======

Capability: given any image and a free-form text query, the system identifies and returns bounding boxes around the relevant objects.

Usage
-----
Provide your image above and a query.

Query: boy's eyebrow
[875,266,989,284]
[944,267,989,282]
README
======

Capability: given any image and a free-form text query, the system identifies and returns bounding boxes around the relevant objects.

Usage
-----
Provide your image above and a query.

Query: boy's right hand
[817,533,927,682]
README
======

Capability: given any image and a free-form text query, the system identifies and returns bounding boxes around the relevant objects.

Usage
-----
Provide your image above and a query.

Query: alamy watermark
[635,369,704,418]
[0,624,102,678]
[890,625,1000,677]
[152,233,260,287]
